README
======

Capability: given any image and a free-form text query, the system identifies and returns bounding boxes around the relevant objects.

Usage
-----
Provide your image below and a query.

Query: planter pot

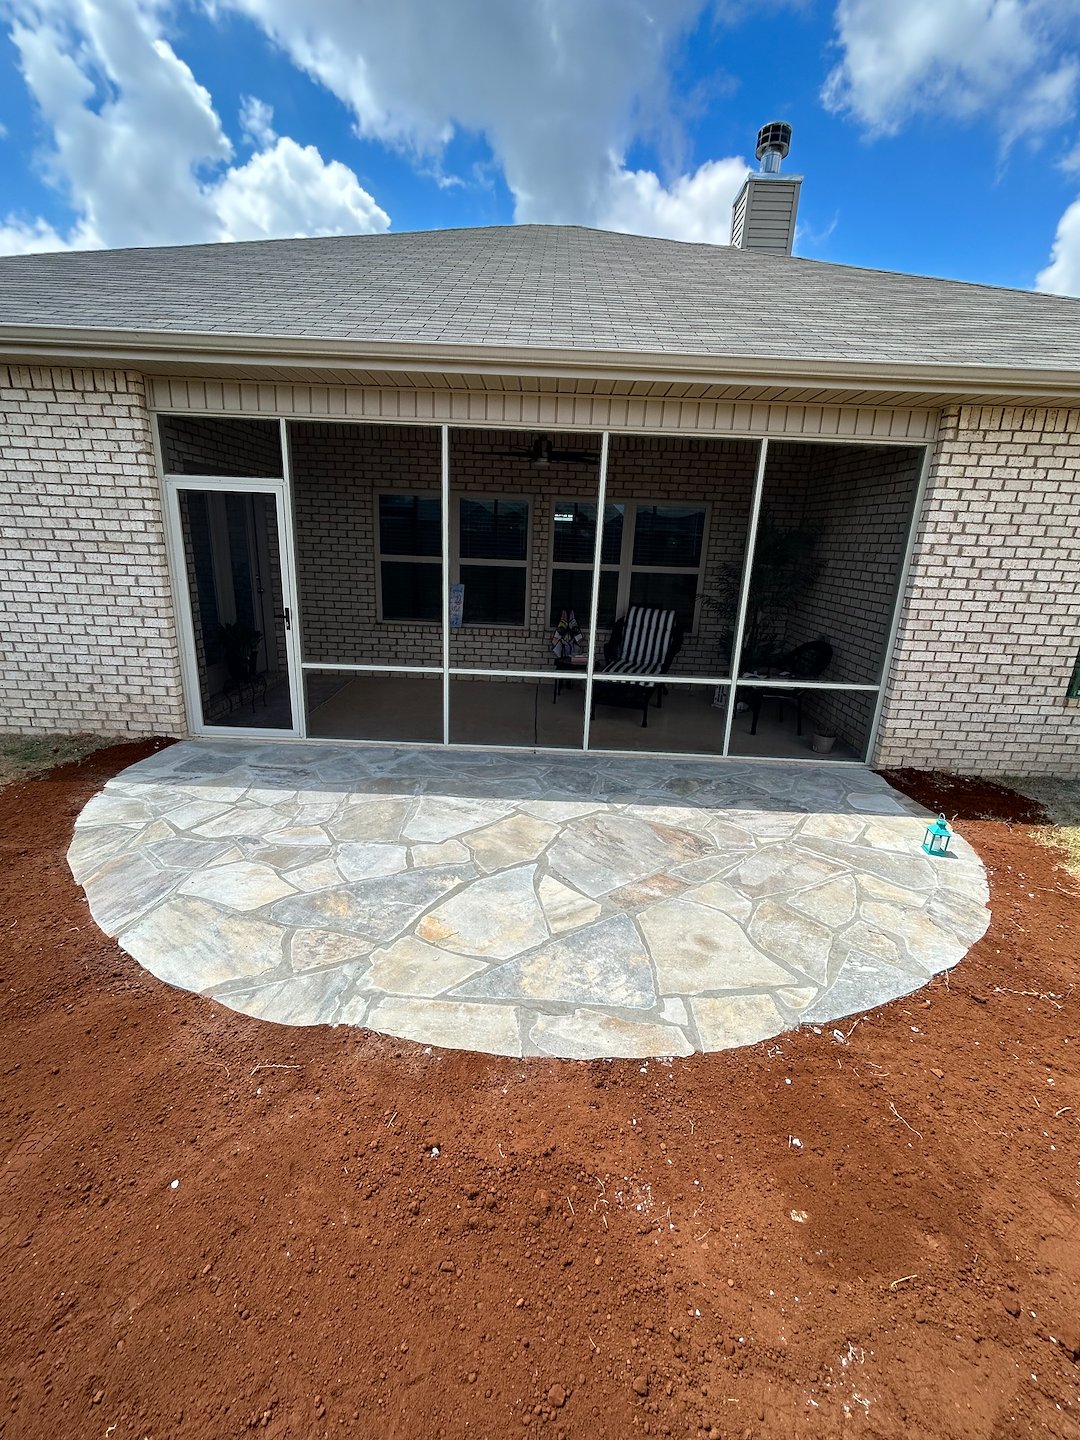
[811,733,836,755]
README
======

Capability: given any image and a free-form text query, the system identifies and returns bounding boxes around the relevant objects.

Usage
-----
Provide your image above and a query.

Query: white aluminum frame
[161,473,304,740]
[152,408,932,765]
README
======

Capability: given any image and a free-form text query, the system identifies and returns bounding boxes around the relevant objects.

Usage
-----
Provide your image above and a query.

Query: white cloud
[597,156,748,243]
[0,216,72,254]
[216,0,749,241]
[0,0,390,255]
[213,133,389,240]
[1037,194,1080,294]
[823,0,1080,142]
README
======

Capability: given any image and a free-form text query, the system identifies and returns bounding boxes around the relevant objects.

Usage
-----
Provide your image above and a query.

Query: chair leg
[796,695,803,737]
[641,692,650,727]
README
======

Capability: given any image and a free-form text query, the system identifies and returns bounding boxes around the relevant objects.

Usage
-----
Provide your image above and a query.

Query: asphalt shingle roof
[1,224,1078,373]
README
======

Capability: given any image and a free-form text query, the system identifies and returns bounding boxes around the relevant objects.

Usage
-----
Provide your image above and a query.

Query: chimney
[730,122,802,256]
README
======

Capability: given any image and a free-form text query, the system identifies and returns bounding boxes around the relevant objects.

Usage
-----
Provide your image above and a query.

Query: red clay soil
[1,746,1078,1440]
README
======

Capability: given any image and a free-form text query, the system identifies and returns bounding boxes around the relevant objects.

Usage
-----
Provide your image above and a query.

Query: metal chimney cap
[755,121,792,163]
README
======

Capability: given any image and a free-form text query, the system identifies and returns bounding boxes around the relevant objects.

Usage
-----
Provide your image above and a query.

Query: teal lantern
[922,813,953,857]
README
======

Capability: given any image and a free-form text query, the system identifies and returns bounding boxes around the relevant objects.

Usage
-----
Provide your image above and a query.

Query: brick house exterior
[0,227,1077,775]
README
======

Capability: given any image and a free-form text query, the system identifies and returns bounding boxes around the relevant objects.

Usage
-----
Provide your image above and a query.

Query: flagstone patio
[68,742,991,1059]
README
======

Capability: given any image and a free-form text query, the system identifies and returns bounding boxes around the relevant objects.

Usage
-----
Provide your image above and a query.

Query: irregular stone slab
[410,840,471,868]
[402,797,514,843]
[466,814,559,872]
[248,844,335,871]
[67,824,142,883]
[363,935,486,996]
[684,878,753,922]
[120,898,285,991]
[776,984,819,1012]
[145,835,236,871]
[179,860,296,911]
[336,843,409,882]
[330,797,413,843]
[860,819,926,853]
[290,928,370,973]
[530,1011,693,1060]
[216,965,364,1026]
[417,865,548,959]
[702,818,758,849]
[83,851,181,934]
[366,997,522,1057]
[639,899,793,994]
[191,806,282,840]
[660,997,690,1026]
[788,875,859,927]
[519,799,602,823]
[287,858,344,893]
[800,954,924,1024]
[748,899,834,984]
[159,799,236,832]
[730,847,847,900]
[927,889,992,947]
[723,809,804,841]
[74,794,160,830]
[455,914,654,1009]
[609,872,689,909]
[261,824,330,848]
[799,837,936,890]
[272,868,467,943]
[798,812,865,844]
[847,791,907,814]
[547,813,705,898]
[691,994,787,1050]
[537,876,602,934]
[861,900,971,973]
[835,919,913,975]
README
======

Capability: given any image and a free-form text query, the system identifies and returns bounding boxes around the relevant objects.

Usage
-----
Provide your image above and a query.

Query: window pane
[381,561,441,621]
[552,502,623,565]
[379,494,441,556]
[632,504,705,568]
[628,571,699,629]
[460,564,526,625]
[549,568,618,628]
[159,416,283,477]
[460,498,528,560]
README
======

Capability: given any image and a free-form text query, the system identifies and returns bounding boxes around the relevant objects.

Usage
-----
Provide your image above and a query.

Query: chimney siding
[730,175,802,255]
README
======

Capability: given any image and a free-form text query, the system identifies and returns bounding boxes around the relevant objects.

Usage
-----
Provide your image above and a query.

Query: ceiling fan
[502,433,600,467]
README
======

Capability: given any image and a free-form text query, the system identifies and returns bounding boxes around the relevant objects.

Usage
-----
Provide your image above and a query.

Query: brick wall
[0,366,185,735]
[874,406,1080,775]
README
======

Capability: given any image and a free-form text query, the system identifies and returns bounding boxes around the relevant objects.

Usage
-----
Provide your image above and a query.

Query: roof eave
[1,323,1079,405]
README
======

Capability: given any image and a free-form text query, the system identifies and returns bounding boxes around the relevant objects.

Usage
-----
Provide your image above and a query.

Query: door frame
[162,475,304,739]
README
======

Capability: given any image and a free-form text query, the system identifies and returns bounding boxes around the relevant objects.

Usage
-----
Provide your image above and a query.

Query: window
[1068,649,1080,701]
[549,501,622,627]
[548,499,708,632]
[455,497,529,626]
[376,493,441,621]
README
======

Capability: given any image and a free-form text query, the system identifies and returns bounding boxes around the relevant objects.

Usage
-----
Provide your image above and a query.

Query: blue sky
[2,1,1080,295]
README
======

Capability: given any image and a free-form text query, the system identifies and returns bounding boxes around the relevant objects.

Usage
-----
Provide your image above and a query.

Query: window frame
[374,489,442,624]
[375,489,533,628]
[450,492,532,629]
[546,497,711,635]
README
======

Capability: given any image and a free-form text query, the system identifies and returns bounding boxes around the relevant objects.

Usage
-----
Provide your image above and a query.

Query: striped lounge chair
[591,606,683,728]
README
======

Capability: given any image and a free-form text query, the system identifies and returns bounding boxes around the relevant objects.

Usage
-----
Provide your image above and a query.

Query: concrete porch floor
[68,742,990,1060]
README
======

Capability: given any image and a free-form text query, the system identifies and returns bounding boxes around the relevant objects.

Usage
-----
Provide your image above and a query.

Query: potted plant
[218,621,263,681]
[701,512,824,672]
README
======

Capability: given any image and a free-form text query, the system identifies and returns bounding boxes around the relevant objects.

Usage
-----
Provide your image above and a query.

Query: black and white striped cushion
[603,607,675,685]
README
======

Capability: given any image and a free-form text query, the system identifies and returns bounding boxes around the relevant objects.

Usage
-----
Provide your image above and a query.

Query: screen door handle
[284,607,292,632]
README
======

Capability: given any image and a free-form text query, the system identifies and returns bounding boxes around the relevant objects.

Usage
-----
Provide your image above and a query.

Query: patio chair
[590,606,684,728]
[746,637,833,735]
